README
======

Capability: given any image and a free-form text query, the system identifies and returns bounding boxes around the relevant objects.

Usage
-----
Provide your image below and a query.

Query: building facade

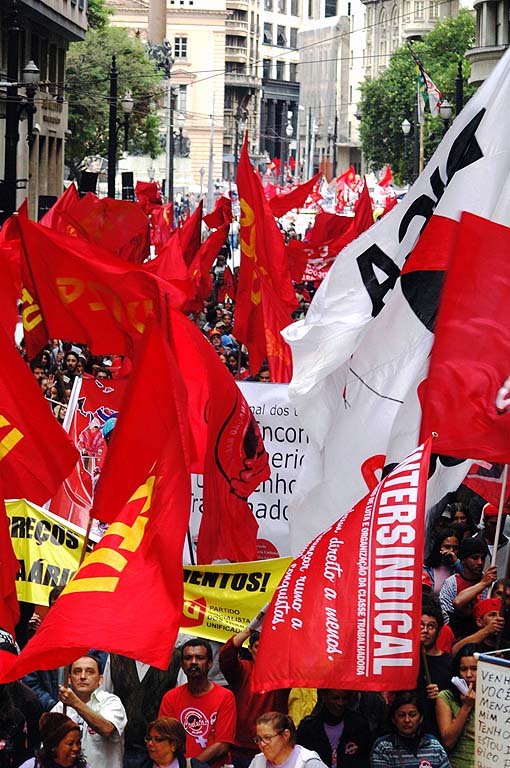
[0,0,87,220]
[465,0,509,84]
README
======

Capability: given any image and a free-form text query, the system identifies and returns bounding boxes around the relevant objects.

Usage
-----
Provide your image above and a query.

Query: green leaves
[358,10,476,184]
[65,26,165,177]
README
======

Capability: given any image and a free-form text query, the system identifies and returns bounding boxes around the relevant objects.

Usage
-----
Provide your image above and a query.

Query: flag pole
[491,463,508,568]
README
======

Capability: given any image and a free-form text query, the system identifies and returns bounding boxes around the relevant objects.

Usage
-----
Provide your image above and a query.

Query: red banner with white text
[252,439,431,692]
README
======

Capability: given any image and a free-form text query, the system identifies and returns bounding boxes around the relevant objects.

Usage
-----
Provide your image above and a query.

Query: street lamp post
[107,55,134,199]
[177,111,185,155]
[401,117,411,175]
[439,98,453,135]
[234,110,247,176]
[285,113,293,182]
[413,96,420,181]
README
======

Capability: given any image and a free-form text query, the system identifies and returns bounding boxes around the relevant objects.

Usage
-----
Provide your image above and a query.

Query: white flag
[283,48,510,554]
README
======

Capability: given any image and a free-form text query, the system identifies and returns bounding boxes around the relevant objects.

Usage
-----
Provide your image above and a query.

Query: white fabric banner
[475,655,510,767]
[282,47,510,554]
[189,382,307,561]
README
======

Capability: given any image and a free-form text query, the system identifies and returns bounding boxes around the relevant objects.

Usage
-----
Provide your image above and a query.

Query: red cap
[421,570,432,590]
[473,598,501,621]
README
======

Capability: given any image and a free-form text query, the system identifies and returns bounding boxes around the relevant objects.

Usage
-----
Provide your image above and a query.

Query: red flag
[135,180,163,215]
[420,212,510,462]
[0,495,20,636]
[150,203,174,253]
[0,326,78,504]
[40,183,80,230]
[268,173,322,219]
[184,224,230,313]
[178,200,203,267]
[0,346,191,679]
[62,194,150,264]
[306,211,353,247]
[0,216,22,340]
[462,463,510,510]
[352,179,374,235]
[235,137,297,374]
[217,265,236,304]
[203,195,233,229]
[379,165,393,188]
[92,319,192,525]
[337,165,357,190]
[252,440,431,692]
[261,281,293,384]
[17,217,177,359]
[381,196,398,218]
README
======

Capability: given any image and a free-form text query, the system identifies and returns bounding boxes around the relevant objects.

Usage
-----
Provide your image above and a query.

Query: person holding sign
[436,644,479,768]
[370,692,450,767]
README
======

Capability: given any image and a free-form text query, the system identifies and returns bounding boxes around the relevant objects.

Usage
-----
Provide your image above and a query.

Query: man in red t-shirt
[159,639,236,768]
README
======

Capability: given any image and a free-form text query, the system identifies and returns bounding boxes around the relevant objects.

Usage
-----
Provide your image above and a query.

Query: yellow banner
[180,558,291,643]
[6,499,85,605]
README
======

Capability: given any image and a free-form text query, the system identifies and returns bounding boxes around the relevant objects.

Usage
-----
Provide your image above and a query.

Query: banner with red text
[252,440,431,692]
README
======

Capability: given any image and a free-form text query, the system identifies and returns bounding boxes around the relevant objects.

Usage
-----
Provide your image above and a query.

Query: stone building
[0,0,87,221]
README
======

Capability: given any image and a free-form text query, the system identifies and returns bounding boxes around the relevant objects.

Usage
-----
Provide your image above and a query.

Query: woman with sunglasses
[250,712,327,768]
[144,718,209,768]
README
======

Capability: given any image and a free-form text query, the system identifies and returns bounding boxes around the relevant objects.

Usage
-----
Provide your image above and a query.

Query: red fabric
[268,173,322,219]
[17,216,182,359]
[217,264,236,304]
[203,195,233,229]
[462,463,510,510]
[261,281,293,383]
[436,625,454,654]
[179,200,203,267]
[420,212,510,462]
[184,224,230,313]
[92,319,192,525]
[150,203,174,253]
[337,165,357,190]
[381,197,398,218]
[287,240,310,283]
[0,217,22,339]
[379,165,393,188]
[252,440,431,692]
[352,179,374,235]
[219,637,289,753]
[40,183,80,230]
[158,682,236,767]
[60,194,150,264]
[0,326,78,505]
[0,497,20,635]
[234,136,297,375]
[0,373,191,679]
[306,211,352,247]
[135,180,163,215]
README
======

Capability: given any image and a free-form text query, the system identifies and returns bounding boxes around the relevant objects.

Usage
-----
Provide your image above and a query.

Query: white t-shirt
[52,688,127,768]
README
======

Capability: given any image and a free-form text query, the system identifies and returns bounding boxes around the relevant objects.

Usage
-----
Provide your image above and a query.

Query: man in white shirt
[52,653,127,768]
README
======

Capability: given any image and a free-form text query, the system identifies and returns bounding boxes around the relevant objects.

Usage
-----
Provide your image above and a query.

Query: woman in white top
[249,712,327,768]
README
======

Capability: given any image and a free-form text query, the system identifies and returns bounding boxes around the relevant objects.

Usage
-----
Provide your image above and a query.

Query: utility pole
[206,94,215,214]
[107,55,118,199]
[456,60,464,116]
[2,0,21,221]
[332,112,338,178]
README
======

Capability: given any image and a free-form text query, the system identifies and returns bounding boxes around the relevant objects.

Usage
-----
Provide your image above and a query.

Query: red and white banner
[50,378,127,530]
[252,439,431,692]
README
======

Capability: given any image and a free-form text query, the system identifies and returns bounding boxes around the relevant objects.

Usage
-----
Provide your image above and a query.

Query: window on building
[263,58,271,78]
[291,0,299,14]
[414,0,424,18]
[429,0,439,17]
[308,0,313,18]
[325,0,337,16]
[177,84,187,114]
[264,0,273,9]
[276,60,284,79]
[278,0,287,12]
[277,25,287,46]
[174,36,188,58]
[289,62,297,81]
[263,23,273,44]
[289,27,298,47]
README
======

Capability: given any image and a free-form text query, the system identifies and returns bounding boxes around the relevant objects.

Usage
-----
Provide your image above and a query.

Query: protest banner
[6,499,90,605]
[475,655,510,768]
[180,557,291,643]
[189,382,308,560]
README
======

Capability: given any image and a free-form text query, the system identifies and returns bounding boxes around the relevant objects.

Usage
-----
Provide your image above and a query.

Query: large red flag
[0,216,22,340]
[252,440,431,692]
[268,173,322,219]
[17,217,178,359]
[261,281,293,384]
[184,224,230,313]
[0,326,78,504]
[352,179,374,235]
[39,183,80,231]
[306,211,353,246]
[92,319,192,525]
[420,212,510,462]
[0,368,191,679]
[150,203,174,253]
[62,194,150,264]
[0,494,21,636]
[235,137,297,374]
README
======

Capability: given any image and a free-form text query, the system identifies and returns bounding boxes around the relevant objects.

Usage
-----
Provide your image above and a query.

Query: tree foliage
[86,0,111,31]
[65,26,165,178]
[359,9,476,183]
